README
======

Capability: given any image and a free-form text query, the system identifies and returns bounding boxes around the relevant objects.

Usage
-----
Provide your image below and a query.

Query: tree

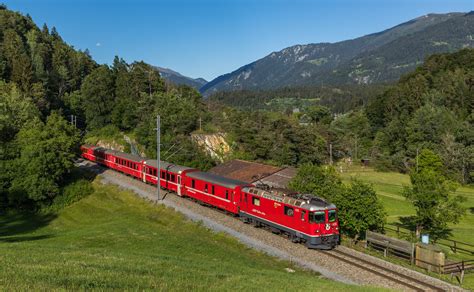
[288,164,344,200]
[334,180,386,239]
[403,149,466,240]
[80,65,115,130]
[8,112,80,206]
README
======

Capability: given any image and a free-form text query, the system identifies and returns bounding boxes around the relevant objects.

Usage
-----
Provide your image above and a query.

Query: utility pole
[157,115,161,201]
[199,117,202,132]
[70,114,74,126]
[329,143,333,166]
[74,115,77,128]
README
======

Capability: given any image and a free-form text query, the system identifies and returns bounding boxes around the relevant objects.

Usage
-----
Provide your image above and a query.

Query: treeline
[207,84,387,113]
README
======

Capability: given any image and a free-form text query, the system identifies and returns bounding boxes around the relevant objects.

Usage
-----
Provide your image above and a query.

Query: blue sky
[5,0,474,81]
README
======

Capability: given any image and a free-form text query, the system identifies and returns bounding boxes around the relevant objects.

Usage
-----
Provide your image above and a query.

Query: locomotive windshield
[309,211,325,223]
[328,210,337,222]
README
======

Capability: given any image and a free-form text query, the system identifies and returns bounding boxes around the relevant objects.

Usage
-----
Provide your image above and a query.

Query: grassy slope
[0,179,374,291]
[340,164,474,244]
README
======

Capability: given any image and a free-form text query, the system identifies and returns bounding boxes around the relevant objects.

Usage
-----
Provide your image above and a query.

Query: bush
[45,179,93,212]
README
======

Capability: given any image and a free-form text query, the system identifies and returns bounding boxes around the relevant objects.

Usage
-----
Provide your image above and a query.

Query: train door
[142,166,146,183]
[240,191,248,211]
[177,175,182,196]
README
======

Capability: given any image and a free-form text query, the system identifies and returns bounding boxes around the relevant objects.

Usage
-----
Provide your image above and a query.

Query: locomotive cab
[305,206,340,249]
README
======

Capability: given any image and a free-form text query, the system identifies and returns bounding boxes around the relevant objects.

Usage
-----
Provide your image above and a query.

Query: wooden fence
[385,223,474,256]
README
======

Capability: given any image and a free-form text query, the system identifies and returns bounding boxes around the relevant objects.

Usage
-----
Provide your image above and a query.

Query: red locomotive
[80,144,340,249]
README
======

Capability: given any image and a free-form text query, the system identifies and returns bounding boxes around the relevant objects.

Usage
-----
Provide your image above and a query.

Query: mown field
[340,164,474,249]
[0,178,376,291]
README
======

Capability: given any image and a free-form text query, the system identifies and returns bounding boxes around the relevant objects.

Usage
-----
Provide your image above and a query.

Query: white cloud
[96,42,101,47]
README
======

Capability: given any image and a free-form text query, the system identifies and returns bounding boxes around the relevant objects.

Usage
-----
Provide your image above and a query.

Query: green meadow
[0,178,377,291]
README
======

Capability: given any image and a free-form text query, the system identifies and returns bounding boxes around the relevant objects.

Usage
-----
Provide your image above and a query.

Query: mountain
[202,12,474,95]
[155,66,207,89]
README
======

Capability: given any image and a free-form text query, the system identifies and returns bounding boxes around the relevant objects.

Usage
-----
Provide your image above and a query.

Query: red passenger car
[142,159,196,196]
[183,171,251,214]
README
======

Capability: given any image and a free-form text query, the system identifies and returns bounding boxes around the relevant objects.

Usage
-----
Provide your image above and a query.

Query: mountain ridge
[202,11,473,95]
[155,66,207,89]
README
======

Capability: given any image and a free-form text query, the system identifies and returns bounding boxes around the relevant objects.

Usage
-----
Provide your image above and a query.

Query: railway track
[176,182,449,291]
[321,249,444,291]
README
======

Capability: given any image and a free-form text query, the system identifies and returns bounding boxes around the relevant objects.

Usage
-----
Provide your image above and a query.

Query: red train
[81,144,340,249]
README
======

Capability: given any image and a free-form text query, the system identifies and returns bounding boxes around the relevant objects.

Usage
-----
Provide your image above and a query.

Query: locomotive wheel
[290,235,300,243]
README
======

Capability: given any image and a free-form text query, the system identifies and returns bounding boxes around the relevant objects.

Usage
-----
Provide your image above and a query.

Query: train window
[211,185,215,195]
[328,210,337,222]
[178,176,181,184]
[309,212,325,223]
[191,179,195,188]
[284,206,294,217]
[171,174,175,182]
[252,197,260,206]
[225,190,229,200]
[204,184,208,193]
[301,210,306,221]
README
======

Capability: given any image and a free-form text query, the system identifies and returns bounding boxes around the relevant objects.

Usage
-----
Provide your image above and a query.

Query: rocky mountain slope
[201,12,474,95]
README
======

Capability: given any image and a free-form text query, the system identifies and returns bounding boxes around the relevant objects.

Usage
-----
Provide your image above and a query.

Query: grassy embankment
[0,178,377,291]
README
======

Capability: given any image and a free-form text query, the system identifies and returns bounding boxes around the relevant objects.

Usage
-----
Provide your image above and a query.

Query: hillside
[202,12,474,95]
[156,66,207,89]
[0,179,368,290]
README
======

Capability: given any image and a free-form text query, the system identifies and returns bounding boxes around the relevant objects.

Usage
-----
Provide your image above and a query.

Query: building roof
[187,171,250,189]
[144,159,195,174]
[209,159,282,183]
[259,167,297,189]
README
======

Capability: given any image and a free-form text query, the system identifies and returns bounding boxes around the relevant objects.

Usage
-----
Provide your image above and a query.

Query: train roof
[106,149,144,163]
[144,159,195,174]
[90,147,144,163]
[187,171,250,189]
[242,186,336,211]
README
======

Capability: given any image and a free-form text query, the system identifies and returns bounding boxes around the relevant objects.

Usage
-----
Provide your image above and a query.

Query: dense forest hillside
[0,7,212,211]
[366,48,474,182]
[202,12,474,94]
[208,84,388,113]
